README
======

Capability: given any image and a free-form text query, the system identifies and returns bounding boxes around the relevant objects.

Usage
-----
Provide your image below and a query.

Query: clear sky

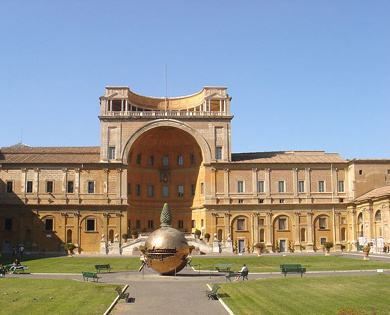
[1,1,389,160]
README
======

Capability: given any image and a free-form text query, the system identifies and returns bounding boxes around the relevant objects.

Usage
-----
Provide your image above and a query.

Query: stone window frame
[26,180,33,193]
[46,180,54,194]
[87,181,95,194]
[85,218,96,232]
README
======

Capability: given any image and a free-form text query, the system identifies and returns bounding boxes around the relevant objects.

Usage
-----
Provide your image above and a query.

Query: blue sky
[1,1,389,159]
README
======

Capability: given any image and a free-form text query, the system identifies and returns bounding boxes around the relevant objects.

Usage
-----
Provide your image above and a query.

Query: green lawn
[0,278,120,315]
[192,255,390,272]
[0,256,141,273]
[218,275,390,315]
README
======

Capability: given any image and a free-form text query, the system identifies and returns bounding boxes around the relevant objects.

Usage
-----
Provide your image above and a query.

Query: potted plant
[323,241,334,255]
[131,230,138,239]
[288,241,295,253]
[204,233,210,242]
[194,229,201,239]
[253,242,266,256]
[122,233,129,242]
[362,244,371,260]
[273,242,280,253]
[63,243,76,257]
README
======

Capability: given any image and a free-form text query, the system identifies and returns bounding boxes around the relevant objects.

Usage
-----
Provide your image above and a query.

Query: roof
[231,151,347,164]
[0,147,100,164]
[355,185,390,202]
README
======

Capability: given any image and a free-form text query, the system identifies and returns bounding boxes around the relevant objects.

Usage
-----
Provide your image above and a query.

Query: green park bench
[82,271,100,282]
[280,264,306,277]
[215,264,232,272]
[225,270,249,282]
[95,264,112,273]
[205,284,220,300]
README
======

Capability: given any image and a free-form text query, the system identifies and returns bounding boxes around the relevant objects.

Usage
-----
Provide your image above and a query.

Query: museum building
[1,86,390,254]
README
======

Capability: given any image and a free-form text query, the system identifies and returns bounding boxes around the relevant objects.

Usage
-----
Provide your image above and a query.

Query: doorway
[238,239,245,253]
[279,240,286,252]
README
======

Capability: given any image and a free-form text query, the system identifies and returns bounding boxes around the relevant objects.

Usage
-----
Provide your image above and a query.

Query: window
[338,181,344,193]
[135,184,141,196]
[260,229,265,242]
[4,218,12,231]
[108,147,116,160]
[257,181,264,193]
[301,228,306,242]
[136,154,142,165]
[237,218,245,230]
[341,228,346,241]
[341,217,346,224]
[135,220,140,229]
[26,181,33,193]
[375,211,381,222]
[162,185,169,197]
[148,155,154,166]
[278,181,285,193]
[190,154,195,165]
[237,181,244,193]
[45,218,54,231]
[87,181,95,194]
[238,199,244,204]
[216,146,222,160]
[259,219,265,226]
[200,183,204,194]
[388,169,390,175]
[177,155,183,166]
[6,181,13,193]
[278,218,286,230]
[178,185,184,197]
[358,170,363,175]
[127,183,131,195]
[86,219,96,231]
[258,199,264,203]
[319,217,326,229]
[148,220,154,229]
[67,181,74,194]
[147,185,154,197]
[46,181,53,193]
[163,155,169,166]
[178,220,183,229]
[279,199,285,203]
[318,181,325,192]
[191,220,195,228]
[298,180,305,193]
[320,237,327,245]
[191,184,196,196]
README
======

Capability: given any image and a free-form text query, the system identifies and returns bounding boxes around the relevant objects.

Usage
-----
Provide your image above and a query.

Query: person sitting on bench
[235,263,249,281]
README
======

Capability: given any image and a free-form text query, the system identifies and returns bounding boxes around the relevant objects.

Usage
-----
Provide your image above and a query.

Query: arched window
[375,210,381,222]
[358,213,363,224]
[109,230,114,243]
[217,229,223,242]
[67,229,72,243]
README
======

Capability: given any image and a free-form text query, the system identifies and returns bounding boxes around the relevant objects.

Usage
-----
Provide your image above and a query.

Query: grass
[218,275,390,315]
[192,255,390,272]
[0,278,120,315]
[0,256,141,273]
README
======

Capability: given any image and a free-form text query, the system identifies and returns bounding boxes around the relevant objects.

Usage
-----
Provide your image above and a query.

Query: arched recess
[66,229,72,243]
[217,229,223,242]
[313,214,333,249]
[122,119,212,164]
[272,214,293,252]
[357,212,363,237]
[109,229,115,243]
[79,215,103,253]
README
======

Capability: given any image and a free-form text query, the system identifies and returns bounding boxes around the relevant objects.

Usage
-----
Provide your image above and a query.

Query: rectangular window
[163,155,169,166]
[67,181,74,194]
[341,217,346,224]
[237,181,244,193]
[238,199,244,204]
[177,155,183,166]
[45,218,54,231]
[136,154,142,165]
[135,220,140,229]
[258,199,264,204]
[191,220,195,228]
[178,220,184,229]
[191,184,196,196]
[279,199,285,203]
[237,219,245,230]
[127,183,131,195]
[162,185,169,197]
[215,146,222,160]
[26,181,33,193]
[108,146,116,160]
[190,154,195,165]
[319,217,326,229]
[178,185,184,197]
[6,181,13,193]
[358,170,363,175]
[279,218,286,230]
[135,184,141,196]
[257,181,264,193]
[86,219,96,231]
[278,181,285,193]
[318,181,325,192]
[259,219,265,226]
[4,218,12,231]
[46,181,53,193]
[148,220,154,229]
[320,237,327,245]
[338,180,344,193]
[298,180,305,193]
[148,155,154,166]
[87,181,95,194]
[147,185,154,197]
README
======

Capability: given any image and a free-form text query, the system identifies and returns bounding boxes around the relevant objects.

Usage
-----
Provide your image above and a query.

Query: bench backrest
[212,284,220,293]
[82,272,96,277]
[115,287,122,295]
[95,264,110,268]
[280,264,301,269]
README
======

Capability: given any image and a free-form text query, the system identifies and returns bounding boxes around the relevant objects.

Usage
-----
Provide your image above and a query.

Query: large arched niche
[122,119,211,165]
[124,121,206,233]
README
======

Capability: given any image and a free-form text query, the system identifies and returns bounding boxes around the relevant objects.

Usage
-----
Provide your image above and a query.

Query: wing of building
[1,86,389,254]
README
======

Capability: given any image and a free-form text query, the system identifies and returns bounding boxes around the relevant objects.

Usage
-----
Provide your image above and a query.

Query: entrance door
[238,240,245,253]
[279,240,286,252]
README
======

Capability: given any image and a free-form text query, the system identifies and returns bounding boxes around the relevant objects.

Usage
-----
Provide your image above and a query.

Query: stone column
[252,168,258,197]
[21,168,27,199]
[224,169,230,199]
[305,168,311,201]
[62,168,67,201]
[61,212,68,244]
[293,168,298,198]
[306,211,314,252]
[34,168,40,200]
[366,207,373,242]
[224,212,233,252]
[266,212,273,252]
[74,212,81,254]
[265,168,271,203]
[211,168,217,200]
[349,209,357,251]
[75,168,81,202]
[117,169,122,204]
[252,213,259,245]
[334,210,341,251]
[103,169,109,199]
[294,211,301,250]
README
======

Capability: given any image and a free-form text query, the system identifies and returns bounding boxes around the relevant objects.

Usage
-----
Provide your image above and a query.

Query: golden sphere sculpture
[144,203,190,275]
